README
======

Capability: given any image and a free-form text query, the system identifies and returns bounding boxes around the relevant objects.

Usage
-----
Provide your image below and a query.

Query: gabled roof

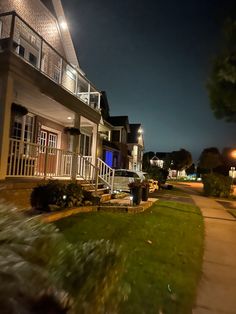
[108,116,130,132]
[40,0,56,17]
[51,0,80,68]
[127,123,141,144]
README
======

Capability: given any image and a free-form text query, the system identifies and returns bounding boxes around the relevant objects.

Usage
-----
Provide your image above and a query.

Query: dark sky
[62,0,235,160]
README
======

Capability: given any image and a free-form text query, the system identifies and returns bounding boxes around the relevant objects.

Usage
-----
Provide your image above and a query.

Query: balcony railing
[0,11,101,110]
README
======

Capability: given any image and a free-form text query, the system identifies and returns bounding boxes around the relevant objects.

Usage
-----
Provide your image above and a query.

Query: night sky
[62,0,236,160]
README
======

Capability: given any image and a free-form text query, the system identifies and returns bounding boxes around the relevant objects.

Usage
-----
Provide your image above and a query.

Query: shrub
[62,182,84,208]
[31,181,84,211]
[50,240,127,314]
[202,173,232,198]
[82,190,101,205]
[0,202,126,313]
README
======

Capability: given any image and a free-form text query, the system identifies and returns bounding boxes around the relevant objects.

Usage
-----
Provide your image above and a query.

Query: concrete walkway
[192,195,236,314]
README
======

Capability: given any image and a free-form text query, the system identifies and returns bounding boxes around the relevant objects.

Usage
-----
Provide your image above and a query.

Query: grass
[157,186,191,197]
[55,200,204,314]
[228,209,236,218]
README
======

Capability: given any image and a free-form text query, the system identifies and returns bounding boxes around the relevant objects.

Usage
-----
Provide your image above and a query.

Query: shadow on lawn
[158,202,202,216]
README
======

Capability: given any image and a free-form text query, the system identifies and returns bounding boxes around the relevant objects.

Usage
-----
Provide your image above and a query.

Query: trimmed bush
[31,181,84,211]
[202,173,232,198]
[83,190,101,205]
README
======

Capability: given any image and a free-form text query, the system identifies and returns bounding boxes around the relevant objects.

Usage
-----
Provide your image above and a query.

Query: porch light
[67,116,72,120]
[138,128,143,134]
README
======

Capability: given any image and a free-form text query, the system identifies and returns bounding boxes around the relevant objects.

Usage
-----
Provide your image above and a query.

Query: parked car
[113,169,147,192]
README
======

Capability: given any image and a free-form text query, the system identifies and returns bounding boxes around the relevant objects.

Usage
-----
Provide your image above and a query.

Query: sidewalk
[191,195,236,314]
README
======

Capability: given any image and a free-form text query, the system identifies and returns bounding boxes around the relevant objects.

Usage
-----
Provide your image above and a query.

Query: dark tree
[142,151,155,171]
[198,147,222,173]
[207,19,236,122]
[171,149,193,173]
[186,163,195,175]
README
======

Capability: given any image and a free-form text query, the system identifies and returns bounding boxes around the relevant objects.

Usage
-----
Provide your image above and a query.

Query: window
[29,52,37,67]
[111,130,120,142]
[17,37,39,68]
[39,130,58,154]
[12,113,34,143]
[19,45,25,57]
[80,133,91,156]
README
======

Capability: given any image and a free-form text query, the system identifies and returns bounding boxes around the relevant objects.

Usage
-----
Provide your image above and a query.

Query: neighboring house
[106,115,131,169]
[98,92,145,170]
[150,152,187,178]
[0,0,113,191]
[127,124,144,171]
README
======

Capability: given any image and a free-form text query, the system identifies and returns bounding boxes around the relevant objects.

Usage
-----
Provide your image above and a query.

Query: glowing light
[67,116,72,120]
[138,128,143,134]
[60,21,68,30]
[232,150,236,159]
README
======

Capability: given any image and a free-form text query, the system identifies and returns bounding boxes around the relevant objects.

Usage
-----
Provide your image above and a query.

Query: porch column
[0,74,14,180]
[91,123,99,165]
[91,123,99,194]
[71,113,81,180]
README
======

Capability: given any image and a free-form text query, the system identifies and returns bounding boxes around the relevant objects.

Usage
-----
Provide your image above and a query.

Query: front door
[38,129,58,176]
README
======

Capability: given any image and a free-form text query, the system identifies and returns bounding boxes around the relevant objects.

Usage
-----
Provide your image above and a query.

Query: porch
[7,138,114,192]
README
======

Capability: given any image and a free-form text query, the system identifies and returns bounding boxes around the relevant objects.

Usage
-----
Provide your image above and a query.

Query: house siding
[0,0,66,57]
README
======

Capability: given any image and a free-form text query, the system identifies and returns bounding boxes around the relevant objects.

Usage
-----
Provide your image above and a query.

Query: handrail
[97,157,114,193]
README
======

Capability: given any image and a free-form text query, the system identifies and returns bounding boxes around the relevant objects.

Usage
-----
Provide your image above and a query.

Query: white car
[113,169,147,192]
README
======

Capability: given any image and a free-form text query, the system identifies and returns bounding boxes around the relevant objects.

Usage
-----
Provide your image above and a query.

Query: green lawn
[56,200,204,314]
[228,209,236,218]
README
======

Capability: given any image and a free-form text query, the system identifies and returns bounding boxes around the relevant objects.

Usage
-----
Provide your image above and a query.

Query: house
[98,92,145,170]
[127,123,144,171]
[106,115,131,169]
[0,0,114,192]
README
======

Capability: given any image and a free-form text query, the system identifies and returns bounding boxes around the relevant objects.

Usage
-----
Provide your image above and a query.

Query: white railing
[97,157,115,193]
[7,139,114,192]
[77,155,96,182]
[7,138,73,178]
[0,11,101,110]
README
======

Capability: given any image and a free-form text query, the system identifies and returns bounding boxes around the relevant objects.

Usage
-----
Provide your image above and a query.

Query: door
[38,129,58,176]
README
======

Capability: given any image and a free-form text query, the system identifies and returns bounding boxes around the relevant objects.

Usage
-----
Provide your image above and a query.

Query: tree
[198,147,222,173]
[186,163,195,175]
[207,19,236,122]
[142,151,155,171]
[171,149,193,175]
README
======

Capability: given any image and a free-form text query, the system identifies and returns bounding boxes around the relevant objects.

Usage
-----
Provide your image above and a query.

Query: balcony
[0,11,101,111]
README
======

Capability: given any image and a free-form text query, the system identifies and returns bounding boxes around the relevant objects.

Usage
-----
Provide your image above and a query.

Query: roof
[155,152,172,160]
[108,116,130,131]
[51,0,80,67]
[127,123,141,143]
[40,0,56,17]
